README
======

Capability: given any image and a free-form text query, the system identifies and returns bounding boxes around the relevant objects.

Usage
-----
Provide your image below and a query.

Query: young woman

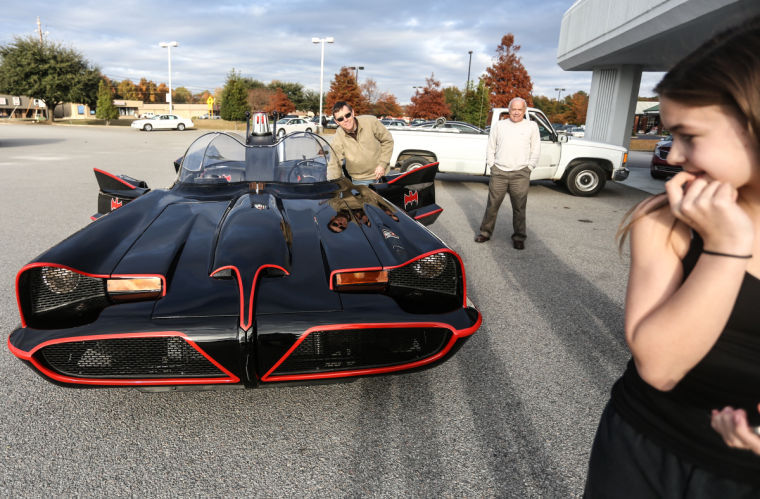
[585,17,760,497]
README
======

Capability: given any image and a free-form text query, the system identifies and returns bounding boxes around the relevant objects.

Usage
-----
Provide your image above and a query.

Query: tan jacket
[327,115,394,181]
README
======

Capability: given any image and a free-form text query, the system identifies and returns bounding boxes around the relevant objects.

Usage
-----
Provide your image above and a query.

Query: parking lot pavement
[619,150,665,195]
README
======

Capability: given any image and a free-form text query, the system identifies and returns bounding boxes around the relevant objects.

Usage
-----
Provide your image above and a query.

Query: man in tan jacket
[326,101,394,184]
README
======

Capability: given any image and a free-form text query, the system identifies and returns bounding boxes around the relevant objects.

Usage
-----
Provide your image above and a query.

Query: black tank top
[611,232,760,485]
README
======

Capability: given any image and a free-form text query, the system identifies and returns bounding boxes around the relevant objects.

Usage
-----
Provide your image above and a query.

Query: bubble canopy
[177,132,334,185]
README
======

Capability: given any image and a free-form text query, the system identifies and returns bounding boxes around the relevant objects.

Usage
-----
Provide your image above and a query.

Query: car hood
[31,185,443,318]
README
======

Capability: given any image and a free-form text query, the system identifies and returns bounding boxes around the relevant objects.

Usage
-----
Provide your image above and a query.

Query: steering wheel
[288,160,321,183]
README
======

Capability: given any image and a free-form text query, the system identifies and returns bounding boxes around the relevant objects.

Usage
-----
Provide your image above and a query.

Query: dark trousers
[478,167,530,242]
[585,403,760,498]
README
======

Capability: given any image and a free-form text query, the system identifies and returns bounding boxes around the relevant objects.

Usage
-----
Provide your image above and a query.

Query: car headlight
[411,253,448,278]
[18,265,164,329]
[41,266,81,294]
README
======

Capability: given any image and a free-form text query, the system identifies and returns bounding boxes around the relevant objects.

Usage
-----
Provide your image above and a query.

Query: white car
[274,118,314,137]
[131,114,194,131]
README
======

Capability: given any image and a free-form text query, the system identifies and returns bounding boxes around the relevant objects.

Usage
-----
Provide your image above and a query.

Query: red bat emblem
[110,197,123,210]
[404,190,419,208]
[222,175,232,182]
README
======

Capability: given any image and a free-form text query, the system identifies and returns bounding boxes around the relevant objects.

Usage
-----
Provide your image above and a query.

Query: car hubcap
[575,171,598,191]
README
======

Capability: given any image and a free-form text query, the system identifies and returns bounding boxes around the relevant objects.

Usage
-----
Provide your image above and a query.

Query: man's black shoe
[513,240,525,250]
[474,235,490,243]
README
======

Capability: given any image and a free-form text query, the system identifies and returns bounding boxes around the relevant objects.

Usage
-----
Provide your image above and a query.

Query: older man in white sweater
[474,97,540,250]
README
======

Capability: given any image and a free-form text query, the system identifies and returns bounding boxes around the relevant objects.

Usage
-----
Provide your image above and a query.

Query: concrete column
[585,65,642,149]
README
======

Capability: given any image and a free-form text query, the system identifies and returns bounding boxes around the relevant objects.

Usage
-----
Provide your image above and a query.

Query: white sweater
[486,118,540,172]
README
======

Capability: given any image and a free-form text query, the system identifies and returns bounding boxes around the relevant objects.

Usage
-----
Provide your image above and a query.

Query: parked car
[325,117,338,129]
[410,120,486,134]
[567,126,585,138]
[274,117,314,137]
[380,119,409,129]
[7,125,480,389]
[197,113,221,120]
[650,139,677,179]
[138,112,155,119]
[131,114,194,131]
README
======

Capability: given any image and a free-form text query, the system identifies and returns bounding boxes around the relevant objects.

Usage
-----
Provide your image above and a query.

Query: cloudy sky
[1,0,663,104]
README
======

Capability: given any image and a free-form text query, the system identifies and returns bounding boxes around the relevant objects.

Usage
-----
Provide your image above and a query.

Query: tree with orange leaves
[325,67,368,114]
[407,74,450,119]
[372,92,403,117]
[265,87,295,115]
[483,34,533,109]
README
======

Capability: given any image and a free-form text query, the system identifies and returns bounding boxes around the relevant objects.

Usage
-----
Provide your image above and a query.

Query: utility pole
[466,51,473,90]
[36,16,43,42]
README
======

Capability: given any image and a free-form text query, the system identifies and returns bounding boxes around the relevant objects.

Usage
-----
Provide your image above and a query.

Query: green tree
[443,86,464,121]
[300,89,320,114]
[95,79,118,122]
[172,86,192,104]
[0,35,100,121]
[460,79,490,128]
[220,69,250,121]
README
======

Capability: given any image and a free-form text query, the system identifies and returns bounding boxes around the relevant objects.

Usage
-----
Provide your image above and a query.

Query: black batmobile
[8,117,481,389]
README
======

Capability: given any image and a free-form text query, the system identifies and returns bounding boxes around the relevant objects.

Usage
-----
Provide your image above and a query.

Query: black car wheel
[177,123,185,131]
[305,127,312,133]
[400,156,430,173]
[565,162,606,197]
[650,169,668,180]
[277,129,286,137]
[143,124,152,132]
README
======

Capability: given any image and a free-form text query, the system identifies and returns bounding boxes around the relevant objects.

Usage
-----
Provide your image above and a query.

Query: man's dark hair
[332,101,352,115]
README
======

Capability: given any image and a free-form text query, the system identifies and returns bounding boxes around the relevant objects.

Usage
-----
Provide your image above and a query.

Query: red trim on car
[329,248,469,307]
[260,315,482,382]
[15,262,167,328]
[386,161,439,184]
[93,168,137,189]
[7,331,240,386]
[414,207,443,220]
[210,264,290,331]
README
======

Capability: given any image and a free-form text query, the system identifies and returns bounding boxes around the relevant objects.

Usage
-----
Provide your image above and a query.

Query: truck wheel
[400,156,430,173]
[143,124,152,131]
[565,163,606,196]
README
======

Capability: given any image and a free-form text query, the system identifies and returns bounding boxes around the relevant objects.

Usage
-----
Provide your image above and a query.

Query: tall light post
[466,50,473,90]
[159,41,179,112]
[348,65,364,84]
[555,87,566,102]
[312,36,334,130]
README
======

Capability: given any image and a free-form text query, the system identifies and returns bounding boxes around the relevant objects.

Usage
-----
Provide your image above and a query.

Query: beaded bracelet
[702,249,753,259]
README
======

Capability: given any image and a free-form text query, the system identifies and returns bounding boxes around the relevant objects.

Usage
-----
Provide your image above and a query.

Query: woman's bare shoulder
[630,195,690,259]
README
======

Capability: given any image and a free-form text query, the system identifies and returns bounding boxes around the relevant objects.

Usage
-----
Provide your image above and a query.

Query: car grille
[38,336,227,379]
[272,327,450,375]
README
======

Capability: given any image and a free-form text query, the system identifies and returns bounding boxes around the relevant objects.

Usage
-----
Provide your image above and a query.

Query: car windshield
[177,131,332,185]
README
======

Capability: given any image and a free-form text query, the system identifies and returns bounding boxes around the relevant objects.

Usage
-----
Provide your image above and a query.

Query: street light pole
[159,41,179,112]
[312,36,334,131]
[555,87,566,102]
[466,50,473,90]
[348,65,364,84]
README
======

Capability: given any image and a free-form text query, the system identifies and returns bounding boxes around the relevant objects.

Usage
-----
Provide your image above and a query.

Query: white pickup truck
[388,107,629,196]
